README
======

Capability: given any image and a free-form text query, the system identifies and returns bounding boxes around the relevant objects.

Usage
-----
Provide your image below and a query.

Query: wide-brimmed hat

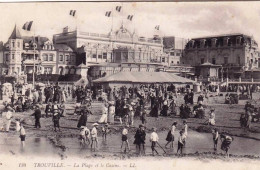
[108,101,115,105]
[92,123,99,126]
[139,124,144,128]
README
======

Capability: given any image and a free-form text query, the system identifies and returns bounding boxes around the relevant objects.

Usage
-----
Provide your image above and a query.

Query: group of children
[77,120,190,156]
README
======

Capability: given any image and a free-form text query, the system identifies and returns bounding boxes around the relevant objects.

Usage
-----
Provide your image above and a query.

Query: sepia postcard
[0,0,260,170]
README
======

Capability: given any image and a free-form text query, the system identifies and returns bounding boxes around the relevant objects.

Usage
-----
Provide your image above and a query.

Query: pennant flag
[63,26,69,32]
[105,11,112,17]
[22,21,33,31]
[116,6,122,12]
[155,25,160,30]
[127,15,133,21]
[70,10,76,17]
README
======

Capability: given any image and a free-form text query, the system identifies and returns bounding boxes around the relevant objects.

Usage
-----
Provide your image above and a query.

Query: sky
[1,2,260,44]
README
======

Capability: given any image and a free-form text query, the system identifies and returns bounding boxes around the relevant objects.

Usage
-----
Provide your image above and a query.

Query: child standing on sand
[212,128,219,151]
[150,127,159,156]
[102,124,109,141]
[19,124,26,148]
[177,131,186,154]
[121,125,130,153]
[91,123,99,151]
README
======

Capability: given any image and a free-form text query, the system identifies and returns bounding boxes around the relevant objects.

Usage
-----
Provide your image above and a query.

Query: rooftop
[93,71,196,84]
[9,25,22,39]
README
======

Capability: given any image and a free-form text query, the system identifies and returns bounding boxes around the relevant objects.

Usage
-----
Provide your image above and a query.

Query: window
[212,58,216,64]
[66,55,70,61]
[12,41,15,48]
[171,61,174,64]
[103,53,107,59]
[5,54,9,61]
[176,53,181,56]
[59,55,63,61]
[12,54,15,60]
[177,61,180,64]
[224,57,228,64]
[170,52,175,56]
[201,58,204,64]
[43,54,48,61]
[98,54,102,59]
[49,54,54,61]
[162,57,165,62]
[93,54,96,58]
[237,56,241,65]
[17,42,20,48]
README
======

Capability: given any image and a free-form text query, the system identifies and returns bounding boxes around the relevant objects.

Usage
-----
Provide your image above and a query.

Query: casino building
[53,24,168,79]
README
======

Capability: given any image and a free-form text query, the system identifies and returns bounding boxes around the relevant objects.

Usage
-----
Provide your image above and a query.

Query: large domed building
[53,23,169,80]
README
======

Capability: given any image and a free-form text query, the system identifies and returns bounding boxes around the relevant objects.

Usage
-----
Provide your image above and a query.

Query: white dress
[99,107,108,123]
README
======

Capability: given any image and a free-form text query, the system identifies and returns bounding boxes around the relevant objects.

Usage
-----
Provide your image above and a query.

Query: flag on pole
[116,6,122,12]
[70,10,76,17]
[105,11,112,17]
[22,21,33,31]
[155,25,160,30]
[127,15,133,21]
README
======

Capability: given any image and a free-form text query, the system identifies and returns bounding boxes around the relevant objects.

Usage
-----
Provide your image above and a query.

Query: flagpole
[33,24,36,89]
[111,8,114,31]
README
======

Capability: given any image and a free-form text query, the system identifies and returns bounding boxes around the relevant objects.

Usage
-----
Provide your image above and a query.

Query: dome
[115,24,132,40]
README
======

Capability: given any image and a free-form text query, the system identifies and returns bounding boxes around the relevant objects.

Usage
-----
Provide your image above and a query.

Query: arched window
[65,66,70,74]
[59,67,64,75]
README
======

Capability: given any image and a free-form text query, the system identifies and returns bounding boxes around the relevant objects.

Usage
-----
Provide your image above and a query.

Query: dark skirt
[166,131,174,142]
[20,135,26,141]
[122,135,128,141]
[221,141,231,151]
[213,138,218,145]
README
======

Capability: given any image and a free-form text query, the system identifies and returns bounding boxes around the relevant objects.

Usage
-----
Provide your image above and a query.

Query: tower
[5,25,23,75]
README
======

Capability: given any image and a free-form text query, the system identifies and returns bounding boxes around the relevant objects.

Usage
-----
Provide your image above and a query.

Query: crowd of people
[3,80,259,158]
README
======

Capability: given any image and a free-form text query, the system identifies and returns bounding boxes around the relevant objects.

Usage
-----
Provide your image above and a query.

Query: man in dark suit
[33,105,42,128]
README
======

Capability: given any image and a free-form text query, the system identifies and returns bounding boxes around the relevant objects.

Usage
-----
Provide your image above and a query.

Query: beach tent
[93,72,196,89]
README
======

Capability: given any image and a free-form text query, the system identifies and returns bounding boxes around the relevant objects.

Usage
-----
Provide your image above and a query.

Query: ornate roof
[9,25,22,39]
[114,24,132,39]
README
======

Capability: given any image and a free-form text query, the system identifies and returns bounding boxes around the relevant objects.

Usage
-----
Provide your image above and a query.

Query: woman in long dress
[165,121,177,149]
[99,103,108,124]
[108,101,115,124]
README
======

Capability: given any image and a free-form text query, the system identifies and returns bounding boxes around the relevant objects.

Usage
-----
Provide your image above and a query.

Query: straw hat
[92,123,99,126]
[139,124,144,128]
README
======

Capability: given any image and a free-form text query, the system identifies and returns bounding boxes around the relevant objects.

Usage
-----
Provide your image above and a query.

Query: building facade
[0,24,170,82]
[53,24,168,78]
[182,34,260,79]
[0,25,77,76]
[163,36,188,66]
